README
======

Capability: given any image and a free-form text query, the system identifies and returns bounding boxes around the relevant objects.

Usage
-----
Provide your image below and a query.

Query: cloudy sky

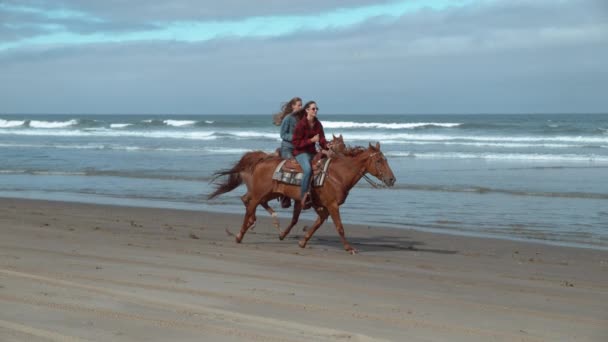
[0,0,606,114]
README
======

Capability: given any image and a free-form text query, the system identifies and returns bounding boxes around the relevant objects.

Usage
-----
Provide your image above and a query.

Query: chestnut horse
[209,142,396,254]
[210,135,347,231]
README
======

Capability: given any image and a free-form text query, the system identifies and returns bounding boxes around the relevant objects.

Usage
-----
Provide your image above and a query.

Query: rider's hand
[310,134,320,143]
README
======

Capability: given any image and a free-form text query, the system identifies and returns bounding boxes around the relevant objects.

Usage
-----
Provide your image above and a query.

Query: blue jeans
[280,144,294,159]
[295,153,313,199]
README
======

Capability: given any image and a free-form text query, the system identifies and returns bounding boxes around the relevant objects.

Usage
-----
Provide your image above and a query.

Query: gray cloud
[0,0,606,114]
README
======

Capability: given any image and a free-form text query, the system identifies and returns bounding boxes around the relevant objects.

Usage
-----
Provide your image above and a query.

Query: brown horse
[209,135,347,232]
[209,142,396,254]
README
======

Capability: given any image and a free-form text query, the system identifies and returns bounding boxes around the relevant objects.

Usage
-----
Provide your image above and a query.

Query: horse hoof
[347,247,359,255]
[298,240,307,249]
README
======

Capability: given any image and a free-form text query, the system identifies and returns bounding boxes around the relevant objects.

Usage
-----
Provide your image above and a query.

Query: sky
[0,0,607,114]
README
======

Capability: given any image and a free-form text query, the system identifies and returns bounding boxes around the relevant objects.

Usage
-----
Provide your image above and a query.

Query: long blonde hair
[272,97,302,126]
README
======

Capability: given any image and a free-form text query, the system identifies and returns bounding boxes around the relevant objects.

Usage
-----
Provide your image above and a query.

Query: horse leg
[261,201,280,230]
[235,201,259,243]
[326,205,357,254]
[240,193,258,230]
[242,192,277,230]
[297,207,329,248]
[279,201,302,240]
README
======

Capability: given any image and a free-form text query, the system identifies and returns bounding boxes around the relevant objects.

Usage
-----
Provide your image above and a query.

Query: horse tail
[207,171,242,200]
[207,151,276,199]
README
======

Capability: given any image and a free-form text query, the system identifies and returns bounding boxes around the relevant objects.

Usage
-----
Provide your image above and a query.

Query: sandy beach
[0,197,606,341]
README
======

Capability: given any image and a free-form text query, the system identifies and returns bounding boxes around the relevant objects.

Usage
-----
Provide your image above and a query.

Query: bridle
[361,151,388,189]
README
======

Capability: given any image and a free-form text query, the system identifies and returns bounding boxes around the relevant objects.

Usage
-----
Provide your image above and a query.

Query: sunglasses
[310,107,319,111]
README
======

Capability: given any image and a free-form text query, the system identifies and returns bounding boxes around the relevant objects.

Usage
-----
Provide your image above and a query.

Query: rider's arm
[279,115,293,142]
[292,121,314,149]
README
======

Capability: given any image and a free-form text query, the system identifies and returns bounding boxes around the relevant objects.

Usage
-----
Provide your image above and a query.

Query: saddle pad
[272,158,332,187]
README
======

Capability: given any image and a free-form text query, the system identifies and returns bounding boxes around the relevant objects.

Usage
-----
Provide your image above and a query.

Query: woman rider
[292,101,329,209]
[273,97,302,208]
[273,97,302,159]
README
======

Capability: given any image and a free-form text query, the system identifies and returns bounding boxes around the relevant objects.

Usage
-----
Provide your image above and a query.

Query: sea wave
[381,141,586,149]
[385,183,608,200]
[0,129,219,140]
[2,126,608,145]
[110,123,132,129]
[385,151,608,163]
[29,119,78,128]
[0,119,25,128]
[163,120,196,127]
[322,121,461,129]
[0,142,264,154]
[0,168,214,181]
[337,132,608,144]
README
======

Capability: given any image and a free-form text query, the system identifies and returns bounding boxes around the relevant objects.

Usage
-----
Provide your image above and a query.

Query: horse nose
[387,177,396,186]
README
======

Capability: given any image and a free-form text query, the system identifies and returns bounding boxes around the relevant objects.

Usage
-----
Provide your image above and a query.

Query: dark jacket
[292,117,328,156]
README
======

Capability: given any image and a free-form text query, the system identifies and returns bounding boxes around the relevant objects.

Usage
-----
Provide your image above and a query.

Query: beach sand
[0,197,606,341]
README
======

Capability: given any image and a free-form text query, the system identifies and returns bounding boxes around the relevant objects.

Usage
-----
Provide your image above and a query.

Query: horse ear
[339,134,343,139]
[332,134,336,139]
[369,142,375,150]
[375,142,380,150]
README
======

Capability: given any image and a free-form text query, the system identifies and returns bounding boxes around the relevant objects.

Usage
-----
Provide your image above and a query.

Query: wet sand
[0,197,606,341]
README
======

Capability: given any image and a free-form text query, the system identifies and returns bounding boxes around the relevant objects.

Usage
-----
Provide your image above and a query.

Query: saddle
[281,152,326,175]
[272,152,332,187]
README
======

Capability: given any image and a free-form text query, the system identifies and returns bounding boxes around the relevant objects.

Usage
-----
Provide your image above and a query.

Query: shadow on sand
[242,229,458,255]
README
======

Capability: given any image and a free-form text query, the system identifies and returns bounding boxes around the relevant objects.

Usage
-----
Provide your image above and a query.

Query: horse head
[364,142,396,187]
[329,134,346,156]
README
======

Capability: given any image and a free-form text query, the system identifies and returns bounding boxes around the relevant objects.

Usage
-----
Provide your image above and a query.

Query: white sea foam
[322,121,461,129]
[381,141,582,149]
[0,129,218,140]
[163,120,196,127]
[333,132,608,145]
[228,131,279,139]
[204,120,214,124]
[0,142,265,155]
[0,143,106,150]
[29,119,78,128]
[0,119,25,128]
[386,151,608,163]
[203,147,252,154]
[110,123,132,129]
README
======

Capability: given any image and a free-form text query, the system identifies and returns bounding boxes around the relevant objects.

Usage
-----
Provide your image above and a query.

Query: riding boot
[301,192,313,210]
[280,196,291,208]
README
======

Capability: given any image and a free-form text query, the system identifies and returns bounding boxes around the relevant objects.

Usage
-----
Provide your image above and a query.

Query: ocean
[1,113,607,249]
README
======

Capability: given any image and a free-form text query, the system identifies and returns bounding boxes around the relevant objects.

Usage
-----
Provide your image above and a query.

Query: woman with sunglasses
[292,101,329,209]
[273,96,303,159]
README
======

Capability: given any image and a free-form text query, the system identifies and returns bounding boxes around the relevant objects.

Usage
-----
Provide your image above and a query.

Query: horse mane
[342,146,367,157]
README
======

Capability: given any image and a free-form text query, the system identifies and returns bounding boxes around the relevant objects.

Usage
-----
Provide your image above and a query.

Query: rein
[362,174,386,189]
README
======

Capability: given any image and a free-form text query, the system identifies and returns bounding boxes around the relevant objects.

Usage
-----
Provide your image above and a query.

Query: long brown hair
[300,101,317,121]
[272,97,302,126]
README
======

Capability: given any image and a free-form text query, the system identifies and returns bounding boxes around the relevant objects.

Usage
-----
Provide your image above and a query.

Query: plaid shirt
[292,118,328,156]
